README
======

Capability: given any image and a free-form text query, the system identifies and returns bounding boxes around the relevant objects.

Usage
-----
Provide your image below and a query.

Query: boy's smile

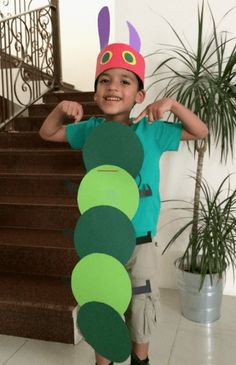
[94,68,145,124]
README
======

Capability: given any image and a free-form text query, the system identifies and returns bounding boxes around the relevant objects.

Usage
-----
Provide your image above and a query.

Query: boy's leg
[126,242,160,365]
[132,342,149,360]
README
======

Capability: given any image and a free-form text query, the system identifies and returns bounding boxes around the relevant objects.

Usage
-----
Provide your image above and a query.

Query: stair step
[0,201,79,230]
[0,174,81,197]
[0,227,78,277]
[43,91,95,103]
[0,131,71,149]
[0,90,93,343]
[12,114,103,131]
[0,149,85,174]
[0,273,78,343]
[0,194,76,205]
[0,227,74,248]
[28,101,102,117]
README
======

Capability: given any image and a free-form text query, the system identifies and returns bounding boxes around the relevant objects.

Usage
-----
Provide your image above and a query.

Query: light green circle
[71,253,132,315]
[77,165,139,219]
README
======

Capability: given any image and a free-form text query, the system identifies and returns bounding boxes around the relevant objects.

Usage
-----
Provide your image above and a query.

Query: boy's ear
[135,89,146,104]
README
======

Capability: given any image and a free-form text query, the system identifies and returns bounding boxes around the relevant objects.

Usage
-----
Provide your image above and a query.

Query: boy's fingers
[74,110,83,122]
[132,109,147,124]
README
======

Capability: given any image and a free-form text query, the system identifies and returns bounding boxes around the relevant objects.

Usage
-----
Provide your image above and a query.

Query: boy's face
[94,68,145,124]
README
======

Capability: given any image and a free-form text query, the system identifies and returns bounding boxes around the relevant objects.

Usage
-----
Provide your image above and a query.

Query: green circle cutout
[77,165,139,219]
[71,253,132,314]
[77,302,131,362]
[74,206,136,264]
[82,122,144,178]
[101,51,112,64]
[124,52,134,63]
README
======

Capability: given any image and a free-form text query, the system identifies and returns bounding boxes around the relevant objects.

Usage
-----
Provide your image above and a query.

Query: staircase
[0,90,102,343]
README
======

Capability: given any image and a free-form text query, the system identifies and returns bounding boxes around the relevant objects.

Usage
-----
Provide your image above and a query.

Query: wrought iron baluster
[0,1,62,130]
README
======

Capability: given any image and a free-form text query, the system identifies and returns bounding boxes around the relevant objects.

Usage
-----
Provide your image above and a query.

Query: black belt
[136,231,152,245]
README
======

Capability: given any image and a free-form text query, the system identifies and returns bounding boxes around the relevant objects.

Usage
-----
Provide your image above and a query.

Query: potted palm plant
[146,1,236,322]
[163,174,236,322]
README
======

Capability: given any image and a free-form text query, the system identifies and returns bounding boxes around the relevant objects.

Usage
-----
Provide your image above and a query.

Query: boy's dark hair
[94,74,144,92]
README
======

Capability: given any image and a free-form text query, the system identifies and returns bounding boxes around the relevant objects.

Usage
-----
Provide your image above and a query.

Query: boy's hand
[133,98,174,124]
[57,101,84,123]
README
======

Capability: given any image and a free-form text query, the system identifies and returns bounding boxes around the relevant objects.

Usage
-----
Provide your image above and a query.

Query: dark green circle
[101,51,111,64]
[124,52,134,63]
[74,206,136,264]
[82,122,144,178]
[77,302,131,362]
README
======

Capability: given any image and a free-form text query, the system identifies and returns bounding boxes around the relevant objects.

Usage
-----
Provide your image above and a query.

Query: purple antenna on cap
[127,21,141,52]
[98,6,110,50]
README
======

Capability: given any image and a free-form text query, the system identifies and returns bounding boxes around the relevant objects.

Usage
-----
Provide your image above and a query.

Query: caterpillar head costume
[95,6,145,90]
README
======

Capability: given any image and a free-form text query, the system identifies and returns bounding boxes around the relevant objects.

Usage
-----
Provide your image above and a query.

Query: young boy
[39,42,208,365]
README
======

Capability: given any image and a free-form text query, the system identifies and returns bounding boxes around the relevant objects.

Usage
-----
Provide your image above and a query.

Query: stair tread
[0,131,71,149]
[0,172,82,178]
[0,227,74,248]
[0,148,79,153]
[0,272,76,312]
[0,195,77,206]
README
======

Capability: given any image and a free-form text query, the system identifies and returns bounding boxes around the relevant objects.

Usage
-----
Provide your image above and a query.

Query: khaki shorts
[125,242,160,343]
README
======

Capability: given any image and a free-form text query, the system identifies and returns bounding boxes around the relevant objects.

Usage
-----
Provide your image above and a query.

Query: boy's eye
[122,79,130,85]
[99,78,109,83]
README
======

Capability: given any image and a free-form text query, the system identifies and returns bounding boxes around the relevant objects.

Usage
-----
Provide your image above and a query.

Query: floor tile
[169,324,236,365]
[0,335,26,364]
[1,289,235,365]
[2,338,94,365]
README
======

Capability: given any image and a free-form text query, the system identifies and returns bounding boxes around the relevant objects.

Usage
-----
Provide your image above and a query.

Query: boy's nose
[108,80,119,90]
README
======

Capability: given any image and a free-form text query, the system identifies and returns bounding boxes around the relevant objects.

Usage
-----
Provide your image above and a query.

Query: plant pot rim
[174,257,226,279]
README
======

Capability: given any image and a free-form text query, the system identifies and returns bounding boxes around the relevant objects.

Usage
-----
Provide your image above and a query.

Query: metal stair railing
[0,0,62,130]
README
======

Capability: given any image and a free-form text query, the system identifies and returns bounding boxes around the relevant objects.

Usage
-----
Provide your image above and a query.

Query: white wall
[115,0,236,296]
[59,1,236,295]
[59,0,114,90]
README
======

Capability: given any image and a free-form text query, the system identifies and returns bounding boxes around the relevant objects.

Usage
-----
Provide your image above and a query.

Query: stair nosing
[0,198,77,207]
[0,172,83,178]
[0,148,80,153]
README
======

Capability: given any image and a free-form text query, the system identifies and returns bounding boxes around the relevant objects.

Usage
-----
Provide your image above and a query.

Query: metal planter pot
[175,258,225,323]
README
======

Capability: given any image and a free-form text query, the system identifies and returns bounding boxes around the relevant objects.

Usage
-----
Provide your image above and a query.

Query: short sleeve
[157,121,182,152]
[66,117,99,150]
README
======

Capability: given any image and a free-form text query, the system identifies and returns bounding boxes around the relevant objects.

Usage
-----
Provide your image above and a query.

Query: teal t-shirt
[66,117,182,238]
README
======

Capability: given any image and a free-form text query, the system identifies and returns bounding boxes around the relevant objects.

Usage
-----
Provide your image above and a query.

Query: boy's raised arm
[39,101,83,142]
[133,98,208,140]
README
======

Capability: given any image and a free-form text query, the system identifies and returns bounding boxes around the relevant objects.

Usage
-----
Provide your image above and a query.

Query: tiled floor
[0,289,236,365]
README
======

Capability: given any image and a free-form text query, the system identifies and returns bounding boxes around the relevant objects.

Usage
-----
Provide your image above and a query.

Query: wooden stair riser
[0,310,75,343]
[43,91,95,103]
[0,273,78,343]
[0,132,70,149]
[0,150,84,174]
[12,115,102,131]
[1,204,79,230]
[0,176,80,197]
[28,102,102,117]
[0,244,78,277]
